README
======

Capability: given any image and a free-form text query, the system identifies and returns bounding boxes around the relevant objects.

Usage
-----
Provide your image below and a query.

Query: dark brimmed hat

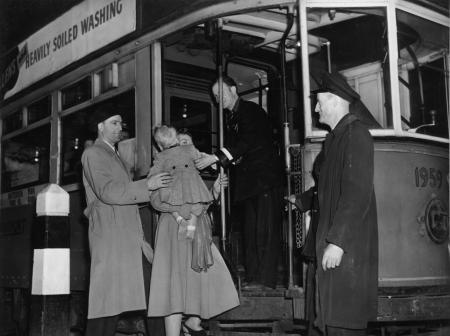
[88,104,122,132]
[312,72,360,103]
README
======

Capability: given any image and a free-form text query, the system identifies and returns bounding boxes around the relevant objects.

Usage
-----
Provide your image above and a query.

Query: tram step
[208,319,307,336]
[215,296,296,321]
[205,332,304,336]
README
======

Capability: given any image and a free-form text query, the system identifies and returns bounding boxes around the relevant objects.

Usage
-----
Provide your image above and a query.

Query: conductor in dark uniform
[288,72,378,336]
[196,75,284,288]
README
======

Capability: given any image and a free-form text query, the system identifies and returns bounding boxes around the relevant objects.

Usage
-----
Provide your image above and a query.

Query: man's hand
[284,195,297,207]
[147,172,173,191]
[195,154,218,170]
[322,243,344,271]
[212,174,229,199]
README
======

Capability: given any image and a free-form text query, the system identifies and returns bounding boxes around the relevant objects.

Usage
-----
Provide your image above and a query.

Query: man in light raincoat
[82,104,172,336]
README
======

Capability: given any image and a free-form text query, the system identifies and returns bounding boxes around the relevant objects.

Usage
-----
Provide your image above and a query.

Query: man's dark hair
[222,75,237,88]
[212,75,238,91]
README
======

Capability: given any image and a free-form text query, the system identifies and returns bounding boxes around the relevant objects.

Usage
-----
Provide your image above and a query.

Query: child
[149,125,213,240]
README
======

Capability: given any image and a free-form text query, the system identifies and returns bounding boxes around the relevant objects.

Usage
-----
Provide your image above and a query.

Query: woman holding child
[147,126,239,336]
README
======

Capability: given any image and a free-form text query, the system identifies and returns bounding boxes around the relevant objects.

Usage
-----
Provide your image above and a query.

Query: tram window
[2,110,23,134]
[60,90,135,185]
[61,76,92,110]
[308,8,390,130]
[396,10,449,139]
[93,58,135,95]
[1,125,50,192]
[118,57,135,87]
[169,96,212,153]
[162,29,218,154]
[95,66,117,94]
[228,63,268,113]
[27,96,51,125]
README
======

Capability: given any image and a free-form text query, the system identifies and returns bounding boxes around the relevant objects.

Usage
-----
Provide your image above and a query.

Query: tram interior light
[328,9,336,21]
[34,148,40,163]
[182,104,188,119]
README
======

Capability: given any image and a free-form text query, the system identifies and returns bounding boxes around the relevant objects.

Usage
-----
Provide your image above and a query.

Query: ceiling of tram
[0,0,448,60]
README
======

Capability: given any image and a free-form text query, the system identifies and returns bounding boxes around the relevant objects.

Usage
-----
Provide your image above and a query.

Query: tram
[0,0,449,335]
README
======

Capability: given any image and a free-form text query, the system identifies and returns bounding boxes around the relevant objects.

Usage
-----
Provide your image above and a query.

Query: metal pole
[443,51,449,123]
[284,124,294,289]
[325,41,331,73]
[216,19,227,252]
[406,45,426,123]
[279,5,294,289]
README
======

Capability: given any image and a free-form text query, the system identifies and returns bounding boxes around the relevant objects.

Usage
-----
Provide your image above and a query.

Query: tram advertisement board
[0,0,136,101]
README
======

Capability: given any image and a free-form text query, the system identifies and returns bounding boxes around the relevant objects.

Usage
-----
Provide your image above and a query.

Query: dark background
[0,0,448,58]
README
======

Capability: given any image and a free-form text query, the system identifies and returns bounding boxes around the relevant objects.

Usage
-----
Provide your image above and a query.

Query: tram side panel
[0,200,35,333]
[302,139,450,320]
[374,141,449,289]
[0,203,34,289]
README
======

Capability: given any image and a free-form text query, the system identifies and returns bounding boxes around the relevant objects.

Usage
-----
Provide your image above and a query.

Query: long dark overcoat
[82,139,152,318]
[314,114,378,330]
[222,99,283,202]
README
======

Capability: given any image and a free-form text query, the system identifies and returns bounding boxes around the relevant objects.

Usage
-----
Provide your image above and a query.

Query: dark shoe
[182,322,207,336]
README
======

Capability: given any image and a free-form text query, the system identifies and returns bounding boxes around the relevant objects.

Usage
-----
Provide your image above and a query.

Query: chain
[295,209,303,249]
[290,146,303,249]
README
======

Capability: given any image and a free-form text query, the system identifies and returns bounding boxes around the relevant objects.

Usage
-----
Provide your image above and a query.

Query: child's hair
[177,128,193,139]
[153,125,178,150]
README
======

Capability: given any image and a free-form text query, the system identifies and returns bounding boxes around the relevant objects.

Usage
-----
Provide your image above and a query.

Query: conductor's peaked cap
[89,104,122,131]
[312,72,360,103]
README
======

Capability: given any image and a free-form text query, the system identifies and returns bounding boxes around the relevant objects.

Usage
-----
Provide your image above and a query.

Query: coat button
[173,166,176,169]
[185,164,188,168]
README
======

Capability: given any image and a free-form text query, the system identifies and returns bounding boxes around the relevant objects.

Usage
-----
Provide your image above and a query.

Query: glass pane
[27,96,51,124]
[61,90,135,185]
[397,10,449,138]
[2,111,23,134]
[96,68,114,94]
[162,46,216,154]
[61,77,92,110]
[168,96,212,153]
[228,63,269,113]
[307,8,390,130]
[118,57,135,86]
[96,61,133,94]
[2,124,50,192]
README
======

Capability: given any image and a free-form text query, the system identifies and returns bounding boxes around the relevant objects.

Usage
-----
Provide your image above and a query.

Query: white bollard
[30,183,70,336]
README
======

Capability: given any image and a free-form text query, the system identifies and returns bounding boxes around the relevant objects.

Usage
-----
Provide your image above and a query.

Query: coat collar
[231,98,241,114]
[330,113,358,136]
[94,138,129,174]
[323,113,358,155]
[95,138,116,154]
